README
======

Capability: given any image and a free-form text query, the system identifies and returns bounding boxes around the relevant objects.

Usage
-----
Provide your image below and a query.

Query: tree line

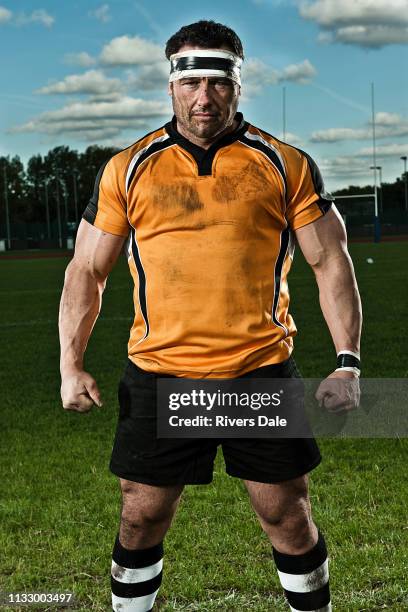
[0,145,407,228]
[0,145,119,226]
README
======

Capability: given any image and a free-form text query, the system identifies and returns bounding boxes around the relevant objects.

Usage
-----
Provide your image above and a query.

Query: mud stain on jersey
[212,162,265,202]
[152,183,203,214]
[212,175,240,203]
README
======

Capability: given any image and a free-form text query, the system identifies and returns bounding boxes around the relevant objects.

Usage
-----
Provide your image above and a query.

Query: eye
[212,78,232,90]
[181,79,199,87]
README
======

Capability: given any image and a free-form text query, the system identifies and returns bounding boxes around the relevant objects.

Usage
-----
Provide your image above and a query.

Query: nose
[196,78,213,105]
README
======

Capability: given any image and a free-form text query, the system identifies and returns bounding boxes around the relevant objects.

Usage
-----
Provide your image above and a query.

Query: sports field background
[1,242,407,611]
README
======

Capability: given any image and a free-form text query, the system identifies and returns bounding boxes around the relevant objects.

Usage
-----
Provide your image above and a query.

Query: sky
[1,0,407,190]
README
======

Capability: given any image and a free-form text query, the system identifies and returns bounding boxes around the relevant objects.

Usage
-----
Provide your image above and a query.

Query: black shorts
[109,358,322,485]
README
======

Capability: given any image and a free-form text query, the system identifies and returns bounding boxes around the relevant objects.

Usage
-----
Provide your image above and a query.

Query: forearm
[313,253,362,354]
[59,260,105,374]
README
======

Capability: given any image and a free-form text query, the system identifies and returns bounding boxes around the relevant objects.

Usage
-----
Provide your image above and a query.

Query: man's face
[168,44,241,141]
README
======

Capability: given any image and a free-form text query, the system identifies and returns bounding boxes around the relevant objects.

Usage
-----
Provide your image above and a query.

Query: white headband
[169,49,242,86]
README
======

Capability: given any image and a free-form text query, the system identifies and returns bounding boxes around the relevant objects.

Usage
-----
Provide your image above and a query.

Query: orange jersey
[83,113,333,378]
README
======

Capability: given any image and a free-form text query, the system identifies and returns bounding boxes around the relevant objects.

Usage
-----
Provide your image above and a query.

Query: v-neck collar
[165,112,248,176]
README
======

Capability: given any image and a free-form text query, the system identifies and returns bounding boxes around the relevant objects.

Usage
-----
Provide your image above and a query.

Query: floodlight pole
[282,86,286,142]
[55,170,62,249]
[3,165,11,250]
[73,172,78,226]
[401,156,408,211]
[371,82,380,242]
[44,180,51,239]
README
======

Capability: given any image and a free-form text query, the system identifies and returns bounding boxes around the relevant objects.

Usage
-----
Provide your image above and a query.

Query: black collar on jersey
[165,112,248,176]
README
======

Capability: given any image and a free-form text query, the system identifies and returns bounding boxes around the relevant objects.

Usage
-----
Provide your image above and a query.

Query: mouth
[192,112,218,120]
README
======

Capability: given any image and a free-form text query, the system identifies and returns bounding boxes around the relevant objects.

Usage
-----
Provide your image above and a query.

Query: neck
[175,118,239,150]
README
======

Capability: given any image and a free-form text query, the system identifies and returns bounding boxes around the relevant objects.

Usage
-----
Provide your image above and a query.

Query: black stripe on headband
[170,56,236,74]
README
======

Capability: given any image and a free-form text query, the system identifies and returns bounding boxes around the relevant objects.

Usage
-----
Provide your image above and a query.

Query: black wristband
[336,353,361,370]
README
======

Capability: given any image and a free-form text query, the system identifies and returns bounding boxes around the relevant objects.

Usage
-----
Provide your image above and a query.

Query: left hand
[315,370,360,413]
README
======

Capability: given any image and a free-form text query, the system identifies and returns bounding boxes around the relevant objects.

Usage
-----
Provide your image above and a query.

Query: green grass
[0,243,407,611]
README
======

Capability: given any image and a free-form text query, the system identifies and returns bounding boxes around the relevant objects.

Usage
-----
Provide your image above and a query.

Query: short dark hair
[165,20,244,60]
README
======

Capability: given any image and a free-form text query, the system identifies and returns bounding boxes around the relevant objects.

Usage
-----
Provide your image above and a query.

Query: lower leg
[245,477,331,611]
[111,480,183,611]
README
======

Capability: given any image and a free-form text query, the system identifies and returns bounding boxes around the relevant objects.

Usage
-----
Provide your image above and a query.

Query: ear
[167,81,173,96]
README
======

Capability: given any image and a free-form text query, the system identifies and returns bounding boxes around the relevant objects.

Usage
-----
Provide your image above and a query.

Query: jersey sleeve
[82,156,130,236]
[285,149,334,231]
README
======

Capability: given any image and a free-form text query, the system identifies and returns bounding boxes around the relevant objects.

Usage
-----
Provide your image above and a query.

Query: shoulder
[244,122,313,169]
[108,124,170,173]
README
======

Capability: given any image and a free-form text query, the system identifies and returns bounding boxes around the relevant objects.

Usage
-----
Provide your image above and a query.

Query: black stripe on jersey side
[126,139,173,193]
[131,227,149,341]
[284,583,331,610]
[301,149,334,214]
[272,227,290,332]
[238,134,287,192]
[82,159,110,224]
[247,127,333,215]
[265,130,334,216]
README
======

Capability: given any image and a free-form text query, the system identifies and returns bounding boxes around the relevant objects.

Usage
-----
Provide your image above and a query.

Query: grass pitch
[0,242,407,611]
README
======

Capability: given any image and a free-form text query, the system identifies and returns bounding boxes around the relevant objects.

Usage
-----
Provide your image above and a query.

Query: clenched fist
[315,370,360,414]
[61,369,103,413]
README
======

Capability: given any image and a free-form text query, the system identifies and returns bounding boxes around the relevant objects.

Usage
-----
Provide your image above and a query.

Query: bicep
[72,219,128,281]
[295,206,348,268]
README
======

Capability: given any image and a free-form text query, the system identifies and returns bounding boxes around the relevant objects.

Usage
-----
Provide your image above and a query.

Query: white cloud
[0,6,12,23]
[278,59,316,83]
[375,112,402,126]
[320,156,370,177]
[88,92,123,103]
[311,127,371,142]
[10,96,171,140]
[300,0,408,27]
[64,52,96,67]
[242,57,316,98]
[277,132,304,146]
[127,62,169,91]
[242,58,279,97]
[310,113,408,142]
[16,9,54,28]
[36,70,123,96]
[100,35,163,66]
[332,25,408,48]
[90,4,111,23]
[356,143,408,157]
[299,0,408,48]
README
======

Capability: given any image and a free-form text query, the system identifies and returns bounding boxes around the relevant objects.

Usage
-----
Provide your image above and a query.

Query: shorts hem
[225,455,322,484]
[109,465,213,486]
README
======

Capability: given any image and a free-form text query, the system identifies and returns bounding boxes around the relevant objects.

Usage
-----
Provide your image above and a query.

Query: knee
[120,502,173,532]
[261,498,310,529]
[258,498,316,553]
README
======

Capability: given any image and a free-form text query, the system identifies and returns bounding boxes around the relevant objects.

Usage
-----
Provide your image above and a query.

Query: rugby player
[59,20,362,612]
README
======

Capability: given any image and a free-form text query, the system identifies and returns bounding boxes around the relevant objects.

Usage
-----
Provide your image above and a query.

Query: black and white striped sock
[111,534,163,611]
[273,530,331,611]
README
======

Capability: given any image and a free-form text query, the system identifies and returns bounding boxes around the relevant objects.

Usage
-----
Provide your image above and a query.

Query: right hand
[61,369,102,413]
